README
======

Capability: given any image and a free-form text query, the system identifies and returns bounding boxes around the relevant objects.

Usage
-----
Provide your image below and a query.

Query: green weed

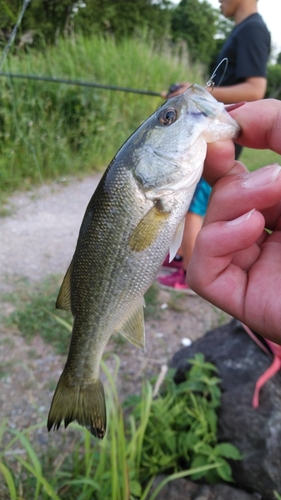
[4,276,72,355]
[0,355,242,499]
[126,353,242,485]
[0,34,203,196]
[0,361,13,380]
[240,147,281,171]
[5,279,162,354]
[144,284,160,319]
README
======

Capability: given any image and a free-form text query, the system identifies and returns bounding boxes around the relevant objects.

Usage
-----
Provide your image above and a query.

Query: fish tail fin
[47,369,106,439]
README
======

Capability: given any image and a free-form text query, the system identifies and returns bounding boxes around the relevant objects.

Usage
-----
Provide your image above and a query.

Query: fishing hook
[205,57,228,91]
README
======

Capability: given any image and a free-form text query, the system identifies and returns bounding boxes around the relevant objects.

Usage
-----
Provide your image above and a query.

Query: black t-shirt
[213,13,271,89]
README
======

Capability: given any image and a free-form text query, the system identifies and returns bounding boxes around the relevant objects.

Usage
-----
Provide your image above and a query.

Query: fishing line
[0,0,44,185]
[205,57,228,90]
[0,0,160,97]
[0,71,162,97]
[0,0,31,71]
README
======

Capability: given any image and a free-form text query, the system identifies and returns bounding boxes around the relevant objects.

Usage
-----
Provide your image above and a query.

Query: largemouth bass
[47,84,239,438]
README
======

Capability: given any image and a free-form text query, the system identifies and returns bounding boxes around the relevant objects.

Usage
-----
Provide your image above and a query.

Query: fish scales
[47,84,240,438]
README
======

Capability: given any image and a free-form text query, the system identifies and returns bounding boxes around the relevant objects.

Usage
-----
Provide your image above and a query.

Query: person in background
[157,0,271,294]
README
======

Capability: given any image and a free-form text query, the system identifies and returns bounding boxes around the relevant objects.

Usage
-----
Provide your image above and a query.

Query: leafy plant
[0,357,228,500]
[3,274,243,497]
[127,353,242,485]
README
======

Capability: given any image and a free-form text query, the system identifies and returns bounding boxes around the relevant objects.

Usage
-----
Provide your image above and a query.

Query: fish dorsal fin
[129,200,170,252]
[116,300,145,351]
[169,217,185,262]
[56,262,73,311]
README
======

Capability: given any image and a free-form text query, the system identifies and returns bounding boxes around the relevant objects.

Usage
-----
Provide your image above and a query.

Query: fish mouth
[224,102,246,112]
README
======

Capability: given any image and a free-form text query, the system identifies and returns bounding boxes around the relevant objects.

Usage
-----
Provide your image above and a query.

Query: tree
[73,0,173,41]
[208,12,234,72]
[0,0,81,45]
[171,0,219,66]
[1,0,174,45]
[266,64,281,99]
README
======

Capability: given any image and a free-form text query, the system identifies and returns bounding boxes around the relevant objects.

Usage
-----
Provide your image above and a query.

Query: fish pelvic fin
[117,300,145,351]
[47,369,106,439]
[169,217,185,262]
[56,262,73,311]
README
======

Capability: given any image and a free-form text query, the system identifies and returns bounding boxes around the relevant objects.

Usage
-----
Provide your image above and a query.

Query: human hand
[187,99,281,343]
[161,82,192,99]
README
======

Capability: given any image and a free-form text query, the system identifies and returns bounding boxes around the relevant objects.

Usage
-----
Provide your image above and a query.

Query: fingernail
[226,209,255,226]
[242,164,281,188]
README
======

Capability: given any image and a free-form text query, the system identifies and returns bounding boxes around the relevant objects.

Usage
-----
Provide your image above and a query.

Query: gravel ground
[0,174,230,468]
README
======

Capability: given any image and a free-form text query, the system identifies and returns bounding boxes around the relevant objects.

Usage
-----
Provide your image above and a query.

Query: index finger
[230,98,281,153]
[203,99,281,186]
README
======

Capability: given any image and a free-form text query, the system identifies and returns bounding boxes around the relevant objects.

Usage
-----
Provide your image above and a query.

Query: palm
[244,231,281,340]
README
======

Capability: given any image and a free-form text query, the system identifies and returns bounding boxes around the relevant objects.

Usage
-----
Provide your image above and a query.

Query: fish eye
[158,108,177,125]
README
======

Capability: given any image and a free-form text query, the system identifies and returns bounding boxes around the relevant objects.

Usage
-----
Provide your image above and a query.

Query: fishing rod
[0,71,162,97]
[0,0,31,71]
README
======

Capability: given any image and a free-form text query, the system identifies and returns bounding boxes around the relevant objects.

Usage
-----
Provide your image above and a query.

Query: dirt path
[0,176,101,290]
[0,176,230,439]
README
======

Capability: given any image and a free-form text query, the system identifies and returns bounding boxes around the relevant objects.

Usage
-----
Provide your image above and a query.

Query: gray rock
[149,477,259,499]
[149,476,197,499]
[170,319,281,500]
[191,483,260,499]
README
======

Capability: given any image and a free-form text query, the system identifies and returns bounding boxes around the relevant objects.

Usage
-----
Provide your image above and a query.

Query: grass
[0,33,203,197]
[240,147,281,171]
[0,33,279,202]
[3,276,162,356]
[3,276,72,355]
[1,282,243,498]
[0,354,242,500]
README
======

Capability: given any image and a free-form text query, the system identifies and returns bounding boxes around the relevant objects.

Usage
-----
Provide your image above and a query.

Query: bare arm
[210,77,267,103]
[165,77,267,103]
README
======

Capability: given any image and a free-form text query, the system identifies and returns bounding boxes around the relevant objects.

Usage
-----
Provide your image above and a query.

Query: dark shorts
[189,178,212,217]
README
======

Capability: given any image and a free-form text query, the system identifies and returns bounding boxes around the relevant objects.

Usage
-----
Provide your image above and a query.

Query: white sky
[206,0,281,58]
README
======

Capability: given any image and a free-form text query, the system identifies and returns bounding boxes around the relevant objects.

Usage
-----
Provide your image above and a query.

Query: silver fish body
[47,84,240,438]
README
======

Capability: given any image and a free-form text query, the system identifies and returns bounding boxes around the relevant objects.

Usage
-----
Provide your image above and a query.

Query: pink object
[242,323,281,408]
[157,269,197,295]
[162,254,183,269]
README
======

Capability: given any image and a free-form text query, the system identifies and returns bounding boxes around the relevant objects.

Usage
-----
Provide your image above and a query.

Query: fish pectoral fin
[56,262,73,311]
[117,301,145,351]
[47,369,106,439]
[169,217,185,262]
[129,200,170,252]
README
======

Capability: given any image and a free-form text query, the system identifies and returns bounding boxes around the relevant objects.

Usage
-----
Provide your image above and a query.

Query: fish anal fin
[56,262,73,311]
[47,369,106,439]
[129,200,170,252]
[169,217,185,262]
[117,301,145,351]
